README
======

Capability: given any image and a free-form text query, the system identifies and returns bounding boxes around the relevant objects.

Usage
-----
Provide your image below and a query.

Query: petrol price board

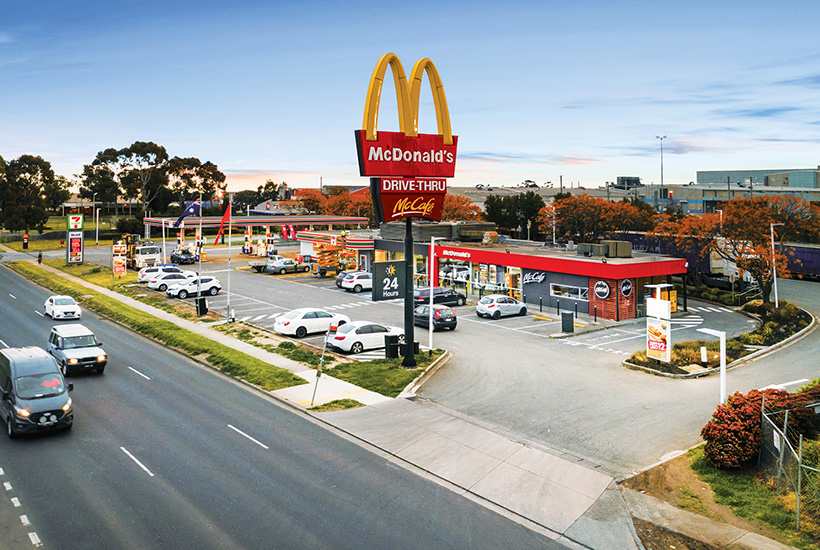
[372,261,405,302]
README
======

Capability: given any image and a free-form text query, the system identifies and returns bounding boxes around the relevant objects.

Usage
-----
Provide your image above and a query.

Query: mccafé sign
[356,53,457,223]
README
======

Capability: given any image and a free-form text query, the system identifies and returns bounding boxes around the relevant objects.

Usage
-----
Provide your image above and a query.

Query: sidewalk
[10,254,798,550]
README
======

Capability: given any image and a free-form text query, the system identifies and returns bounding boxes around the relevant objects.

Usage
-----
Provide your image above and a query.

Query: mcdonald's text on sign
[355,130,457,178]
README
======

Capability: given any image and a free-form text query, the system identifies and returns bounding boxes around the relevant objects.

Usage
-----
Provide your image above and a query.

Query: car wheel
[337,319,346,326]
[7,418,16,439]
[96,367,105,374]
[158,284,167,291]
[476,312,483,318]
[304,266,310,272]
[492,310,501,320]
[279,268,286,274]
[336,282,342,288]
[179,290,188,299]
[456,297,465,306]
[351,342,364,354]
[295,326,307,338]
[353,284,362,293]
[450,324,457,330]
[61,362,71,377]
[209,286,219,296]
[519,307,527,316]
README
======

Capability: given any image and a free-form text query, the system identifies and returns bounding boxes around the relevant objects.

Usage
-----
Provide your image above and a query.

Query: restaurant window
[550,283,589,301]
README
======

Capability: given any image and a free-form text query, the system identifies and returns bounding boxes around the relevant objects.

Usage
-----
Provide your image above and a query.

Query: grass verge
[309,399,364,412]
[688,446,820,549]
[328,351,444,398]
[7,260,306,392]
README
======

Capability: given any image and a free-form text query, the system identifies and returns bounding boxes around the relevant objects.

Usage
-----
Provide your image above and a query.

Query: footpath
[11,252,797,550]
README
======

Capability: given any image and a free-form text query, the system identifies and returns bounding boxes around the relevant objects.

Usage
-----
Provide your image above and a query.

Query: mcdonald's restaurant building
[374,231,687,321]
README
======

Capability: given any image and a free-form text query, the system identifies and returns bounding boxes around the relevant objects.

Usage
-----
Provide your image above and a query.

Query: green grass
[309,399,365,412]
[8,260,306,392]
[676,487,712,516]
[688,446,820,549]
[328,351,444,398]
[4,239,69,252]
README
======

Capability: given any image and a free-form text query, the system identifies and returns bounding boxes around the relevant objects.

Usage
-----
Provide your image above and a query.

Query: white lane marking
[0,467,4,475]
[4,481,11,490]
[228,424,269,450]
[0,339,7,348]
[780,379,810,387]
[9,294,16,299]
[127,366,151,380]
[11,497,20,507]
[120,447,155,477]
[719,307,733,312]
[28,532,43,547]
[688,307,701,312]
[34,310,44,317]
[20,514,30,526]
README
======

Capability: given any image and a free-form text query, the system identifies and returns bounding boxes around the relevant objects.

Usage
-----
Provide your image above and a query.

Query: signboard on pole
[372,261,405,302]
[67,231,84,265]
[646,317,671,363]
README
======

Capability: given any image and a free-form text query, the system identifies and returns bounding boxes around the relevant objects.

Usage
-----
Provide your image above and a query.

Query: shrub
[701,389,816,469]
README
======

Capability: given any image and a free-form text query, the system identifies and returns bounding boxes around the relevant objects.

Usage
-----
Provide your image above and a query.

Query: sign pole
[403,218,417,367]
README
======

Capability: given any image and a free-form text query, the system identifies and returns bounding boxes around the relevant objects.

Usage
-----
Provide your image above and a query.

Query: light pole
[697,328,727,404]
[656,135,666,210]
[771,222,784,308]
[428,236,446,354]
[93,193,99,244]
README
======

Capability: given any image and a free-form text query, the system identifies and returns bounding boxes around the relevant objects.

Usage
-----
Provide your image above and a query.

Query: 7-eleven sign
[67,215,84,230]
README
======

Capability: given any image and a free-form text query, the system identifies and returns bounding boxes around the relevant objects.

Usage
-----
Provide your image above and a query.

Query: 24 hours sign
[372,261,405,302]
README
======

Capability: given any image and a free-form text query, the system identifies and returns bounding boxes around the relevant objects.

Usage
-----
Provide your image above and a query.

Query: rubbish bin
[196,297,208,316]
[403,341,420,357]
[385,335,401,359]
[561,311,574,333]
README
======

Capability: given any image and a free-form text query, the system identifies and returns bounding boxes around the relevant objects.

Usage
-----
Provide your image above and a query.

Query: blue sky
[2,1,819,192]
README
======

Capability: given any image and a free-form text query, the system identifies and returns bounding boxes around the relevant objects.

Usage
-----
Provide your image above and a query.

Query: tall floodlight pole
[428,237,445,354]
[771,223,784,308]
[403,218,416,367]
[227,193,233,322]
[656,135,666,209]
[197,192,202,304]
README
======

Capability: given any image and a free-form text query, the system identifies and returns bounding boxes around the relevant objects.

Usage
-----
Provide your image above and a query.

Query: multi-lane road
[0,264,563,549]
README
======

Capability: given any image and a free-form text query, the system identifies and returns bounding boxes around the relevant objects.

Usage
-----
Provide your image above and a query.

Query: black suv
[413,287,467,307]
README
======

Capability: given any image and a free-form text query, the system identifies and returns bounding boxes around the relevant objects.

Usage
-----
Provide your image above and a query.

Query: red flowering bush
[701,389,816,469]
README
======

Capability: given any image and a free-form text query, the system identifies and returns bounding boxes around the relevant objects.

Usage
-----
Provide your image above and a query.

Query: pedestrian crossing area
[232,298,402,322]
[670,314,704,329]
[687,305,734,313]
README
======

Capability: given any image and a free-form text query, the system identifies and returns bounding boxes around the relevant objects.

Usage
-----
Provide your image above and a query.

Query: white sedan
[272,308,351,338]
[147,271,196,291]
[44,295,81,320]
[328,320,404,354]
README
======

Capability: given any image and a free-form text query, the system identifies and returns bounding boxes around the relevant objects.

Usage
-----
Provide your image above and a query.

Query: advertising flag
[173,199,201,228]
[213,202,231,245]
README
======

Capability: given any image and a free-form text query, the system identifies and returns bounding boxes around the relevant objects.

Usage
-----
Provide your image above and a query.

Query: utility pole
[559,175,563,194]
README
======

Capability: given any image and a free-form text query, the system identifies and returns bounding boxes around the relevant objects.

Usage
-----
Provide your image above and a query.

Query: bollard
[539,296,543,313]
[594,306,597,323]
[556,299,560,316]
[574,303,578,319]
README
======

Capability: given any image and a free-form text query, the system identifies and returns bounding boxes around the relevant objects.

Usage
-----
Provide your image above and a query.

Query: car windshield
[14,373,65,399]
[63,335,97,349]
[336,323,356,335]
[479,297,494,304]
[54,297,76,306]
[280,310,302,320]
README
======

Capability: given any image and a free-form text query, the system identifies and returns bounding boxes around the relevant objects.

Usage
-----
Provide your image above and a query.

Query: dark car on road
[413,304,457,331]
[413,287,467,308]
[170,248,196,264]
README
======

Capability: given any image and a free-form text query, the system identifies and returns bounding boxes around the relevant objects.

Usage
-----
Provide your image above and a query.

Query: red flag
[213,202,231,245]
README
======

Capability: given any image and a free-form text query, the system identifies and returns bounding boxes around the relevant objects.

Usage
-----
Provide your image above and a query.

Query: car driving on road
[475,294,528,319]
[43,295,81,320]
[328,320,403,354]
[47,324,107,376]
[166,276,222,299]
[272,308,350,338]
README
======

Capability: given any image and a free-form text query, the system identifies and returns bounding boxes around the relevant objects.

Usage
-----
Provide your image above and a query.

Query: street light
[428,236,446,355]
[697,328,727,404]
[93,193,99,245]
[656,135,666,211]
[771,223,784,308]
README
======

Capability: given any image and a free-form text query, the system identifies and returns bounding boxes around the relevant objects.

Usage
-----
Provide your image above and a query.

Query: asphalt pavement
[10,247,810,549]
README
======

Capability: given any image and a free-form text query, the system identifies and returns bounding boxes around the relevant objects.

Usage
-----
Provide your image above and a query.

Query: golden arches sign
[362,53,453,146]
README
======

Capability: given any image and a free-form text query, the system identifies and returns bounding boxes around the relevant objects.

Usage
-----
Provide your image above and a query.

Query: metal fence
[759,397,820,530]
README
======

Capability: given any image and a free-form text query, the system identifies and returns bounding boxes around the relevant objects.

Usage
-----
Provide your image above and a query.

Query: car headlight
[62,397,72,412]
[13,406,30,418]
[97,355,107,362]
[68,358,79,365]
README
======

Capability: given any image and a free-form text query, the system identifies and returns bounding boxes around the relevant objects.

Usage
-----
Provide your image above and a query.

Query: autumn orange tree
[653,196,820,303]
[542,195,659,243]
[441,194,482,221]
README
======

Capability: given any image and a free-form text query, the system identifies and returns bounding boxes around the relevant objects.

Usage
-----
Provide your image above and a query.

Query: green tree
[257,179,281,202]
[42,175,72,214]
[0,155,53,232]
[233,189,261,211]
[79,164,119,213]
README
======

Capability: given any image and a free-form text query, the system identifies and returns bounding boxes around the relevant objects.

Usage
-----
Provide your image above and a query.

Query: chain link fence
[759,397,820,531]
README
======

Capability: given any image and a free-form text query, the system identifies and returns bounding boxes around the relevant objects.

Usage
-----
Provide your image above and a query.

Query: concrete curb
[621,308,816,378]
[398,350,453,398]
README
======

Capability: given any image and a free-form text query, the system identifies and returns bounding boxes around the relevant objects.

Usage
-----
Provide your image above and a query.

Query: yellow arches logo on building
[362,53,453,146]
